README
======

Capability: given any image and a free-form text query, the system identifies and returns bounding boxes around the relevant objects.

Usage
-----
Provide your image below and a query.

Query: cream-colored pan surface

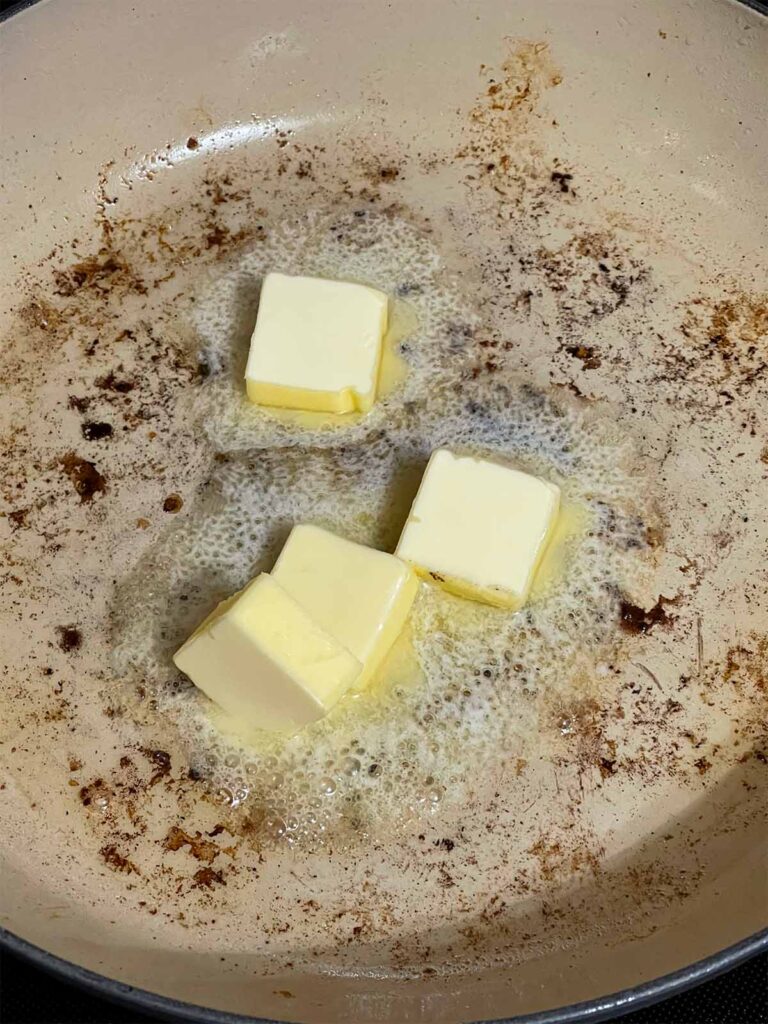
[1,1,766,1021]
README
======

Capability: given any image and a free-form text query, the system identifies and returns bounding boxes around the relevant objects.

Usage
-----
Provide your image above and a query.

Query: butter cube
[396,449,560,609]
[173,573,361,733]
[245,273,388,413]
[272,524,418,687]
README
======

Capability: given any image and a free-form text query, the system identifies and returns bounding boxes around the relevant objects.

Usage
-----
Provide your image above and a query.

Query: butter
[396,449,560,609]
[245,273,388,413]
[272,524,418,687]
[173,573,361,733]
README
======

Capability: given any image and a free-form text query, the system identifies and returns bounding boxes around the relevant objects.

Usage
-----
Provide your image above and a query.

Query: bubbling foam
[112,210,657,849]
[192,209,480,451]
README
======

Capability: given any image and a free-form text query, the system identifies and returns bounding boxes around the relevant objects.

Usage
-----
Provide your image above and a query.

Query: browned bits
[68,395,91,412]
[619,596,676,635]
[79,778,112,808]
[164,825,219,864]
[186,136,199,150]
[58,452,107,502]
[163,493,183,513]
[81,421,113,441]
[192,867,225,889]
[99,844,140,874]
[141,747,172,785]
[564,344,601,369]
[56,625,82,652]
[95,370,135,393]
[550,170,573,193]
[678,291,768,389]
[7,508,29,530]
[53,253,147,299]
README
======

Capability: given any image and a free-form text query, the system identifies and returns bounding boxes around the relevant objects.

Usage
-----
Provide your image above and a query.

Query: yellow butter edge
[402,511,560,608]
[246,378,374,414]
[244,298,389,413]
[394,453,562,609]
[272,524,420,689]
[350,566,420,688]
[173,574,363,703]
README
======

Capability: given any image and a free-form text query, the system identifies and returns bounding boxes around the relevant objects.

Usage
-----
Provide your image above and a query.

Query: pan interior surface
[0,1,766,1021]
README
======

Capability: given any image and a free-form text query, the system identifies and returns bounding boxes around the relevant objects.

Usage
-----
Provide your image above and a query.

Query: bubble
[319,777,337,796]
[266,814,286,838]
[341,756,361,776]
[427,785,444,806]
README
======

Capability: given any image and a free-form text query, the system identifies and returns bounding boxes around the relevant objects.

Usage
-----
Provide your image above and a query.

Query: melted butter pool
[112,209,658,849]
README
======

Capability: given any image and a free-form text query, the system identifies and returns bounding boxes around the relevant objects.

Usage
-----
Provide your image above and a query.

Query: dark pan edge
[1,925,767,1024]
[0,0,41,22]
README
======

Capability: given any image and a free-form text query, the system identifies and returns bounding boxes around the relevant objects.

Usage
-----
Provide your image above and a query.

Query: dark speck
[395,282,422,297]
[81,421,113,441]
[163,494,183,513]
[56,626,82,652]
[95,371,135,394]
[565,344,602,369]
[551,170,574,193]
[619,596,676,634]
[58,453,107,502]
[8,508,29,530]
[186,137,199,150]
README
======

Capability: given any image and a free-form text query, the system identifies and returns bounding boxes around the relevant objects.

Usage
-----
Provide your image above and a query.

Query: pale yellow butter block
[245,273,388,413]
[173,573,362,733]
[396,449,560,610]
[272,524,418,687]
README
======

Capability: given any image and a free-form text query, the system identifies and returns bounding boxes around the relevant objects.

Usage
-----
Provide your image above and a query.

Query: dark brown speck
[81,421,113,441]
[619,596,676,635]
[56,625,82,652]
[163,493,183,513]
[58,452,107,502]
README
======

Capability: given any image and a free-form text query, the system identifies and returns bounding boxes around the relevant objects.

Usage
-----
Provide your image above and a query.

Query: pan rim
[1,925,766,1024]
[1,0,766,1020]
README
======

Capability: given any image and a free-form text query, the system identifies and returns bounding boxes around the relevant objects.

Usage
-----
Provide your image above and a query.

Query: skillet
[1,1,766,1021]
